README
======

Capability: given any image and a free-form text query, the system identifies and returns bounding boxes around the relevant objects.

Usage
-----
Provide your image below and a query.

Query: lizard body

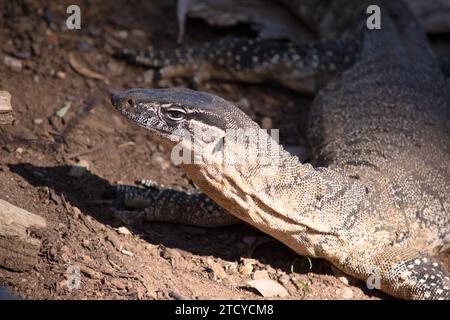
[110,0,450,299]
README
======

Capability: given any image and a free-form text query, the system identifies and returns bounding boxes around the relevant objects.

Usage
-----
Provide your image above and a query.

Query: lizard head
[111,87,306,236]
[111,87,262,164]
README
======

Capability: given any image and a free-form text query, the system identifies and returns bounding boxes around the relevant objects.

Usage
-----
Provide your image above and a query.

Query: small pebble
[253,270,269,280]
[4,56,22,72]
[239,263,254,275]
[68,159,90,178]
[143,69,154,83]
[338,276,350,286]
[79,265,102,279]
[121,249,134,257]
[341,287,354,299]
[56,71,66,79]
[72,207,81,219]
[0,91,14,124]
[247,279,289,298]
[331,265,350,285]
[117,226,131,235]
[81,255,92,262]
[206,258,228,279]
[33,118,43,125]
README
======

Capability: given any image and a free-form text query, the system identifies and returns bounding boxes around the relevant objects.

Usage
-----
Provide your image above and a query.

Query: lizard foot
[104,182,239,228]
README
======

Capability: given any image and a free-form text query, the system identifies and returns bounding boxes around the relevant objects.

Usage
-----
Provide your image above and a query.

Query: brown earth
[0,0,448,300]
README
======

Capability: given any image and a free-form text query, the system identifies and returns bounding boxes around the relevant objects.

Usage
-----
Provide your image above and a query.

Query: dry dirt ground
[0,0,448,300]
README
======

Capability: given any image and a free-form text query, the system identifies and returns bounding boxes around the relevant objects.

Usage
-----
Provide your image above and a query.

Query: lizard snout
[111,92,136,113]
[111,92,124,109]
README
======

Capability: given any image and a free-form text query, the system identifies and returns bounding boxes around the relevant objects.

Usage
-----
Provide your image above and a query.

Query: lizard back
[307,1,450,253]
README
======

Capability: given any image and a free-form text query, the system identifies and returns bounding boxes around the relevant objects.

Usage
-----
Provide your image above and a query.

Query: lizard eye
[164,107,186,121]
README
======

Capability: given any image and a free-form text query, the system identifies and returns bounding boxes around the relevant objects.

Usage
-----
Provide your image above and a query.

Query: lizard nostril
[127,99,134,108]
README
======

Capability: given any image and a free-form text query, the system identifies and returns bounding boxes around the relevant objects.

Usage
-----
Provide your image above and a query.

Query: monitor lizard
[108,0,450,299]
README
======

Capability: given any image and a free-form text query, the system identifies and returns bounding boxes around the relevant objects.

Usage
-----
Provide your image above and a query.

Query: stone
[252,270,269,280]
[239,263,254,275]
[206,258,228,279]
[0,91,13,125]
[341,287,354,299]
[68,159,90,178]
[247,279,289,298]
[56,71,66,79]
[116,226,131,235]
[4,56,22,72]
[0,91,12,112]
[121,249,134,257]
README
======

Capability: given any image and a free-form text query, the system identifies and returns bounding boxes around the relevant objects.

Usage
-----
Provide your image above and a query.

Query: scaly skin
[117,36,360,95]
[106,180,238,227]
[109,0,450,299]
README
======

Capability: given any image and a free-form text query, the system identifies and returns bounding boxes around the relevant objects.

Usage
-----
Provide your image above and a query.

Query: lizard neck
[182,129,369,257]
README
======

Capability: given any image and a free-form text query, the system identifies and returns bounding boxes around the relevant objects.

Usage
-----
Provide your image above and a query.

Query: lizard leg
[104,183,239,228]
[337,246,450,300]
[116,35,360,95]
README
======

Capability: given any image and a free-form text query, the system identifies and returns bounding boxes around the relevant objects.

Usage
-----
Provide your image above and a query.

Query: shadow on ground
[9,163,387,299]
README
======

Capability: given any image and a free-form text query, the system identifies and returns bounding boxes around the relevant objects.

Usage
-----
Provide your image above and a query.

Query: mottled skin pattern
[106,180,238,227]
[117,36,360,95]
[109,1,450,299]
